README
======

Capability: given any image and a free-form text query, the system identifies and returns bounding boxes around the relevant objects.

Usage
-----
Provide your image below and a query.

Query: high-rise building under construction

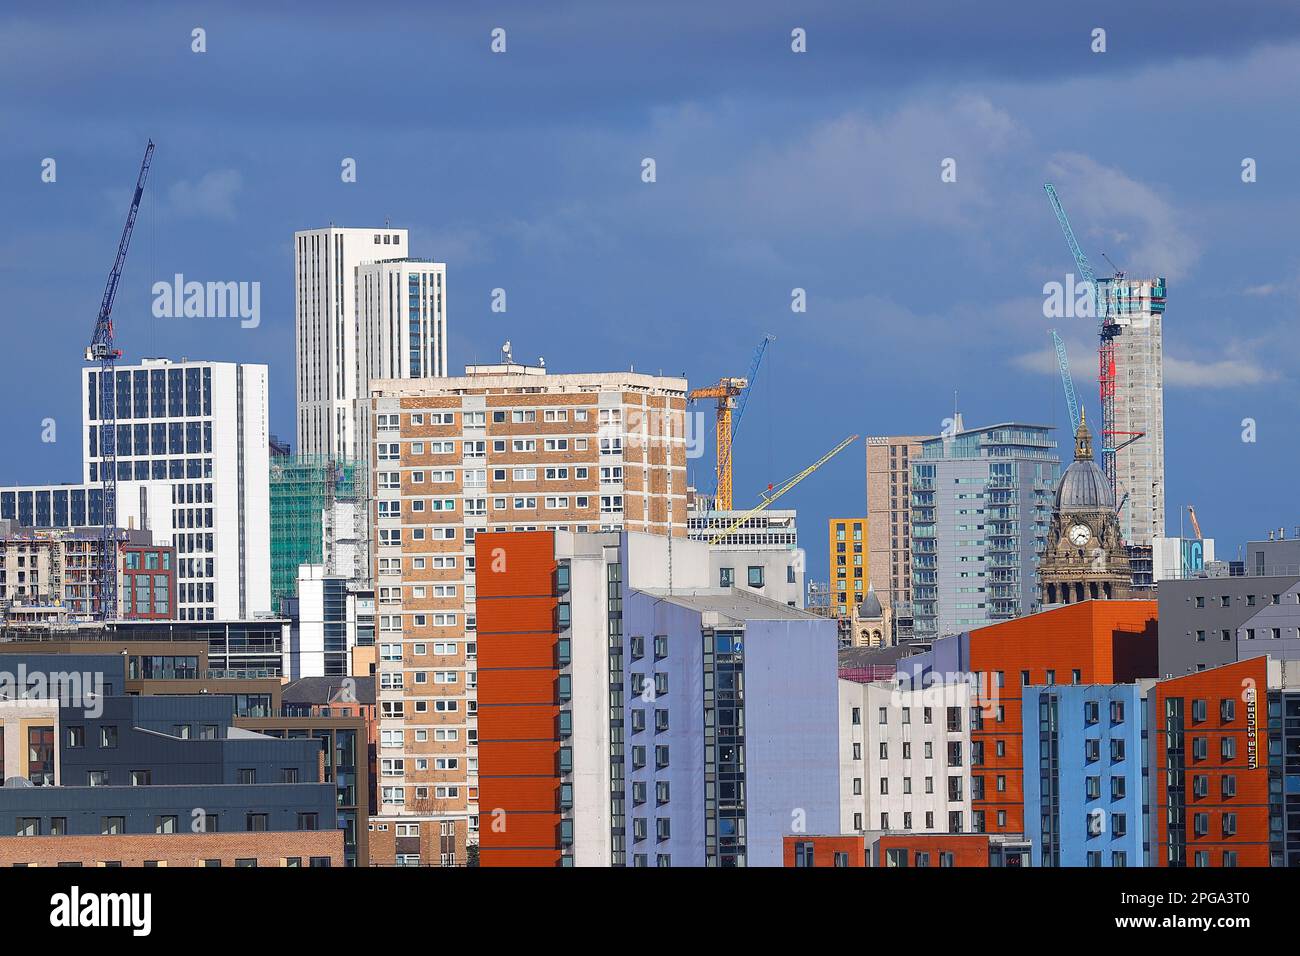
[1103,276,1166,544]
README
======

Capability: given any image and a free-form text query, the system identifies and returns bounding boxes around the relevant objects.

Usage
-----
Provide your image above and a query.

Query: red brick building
[0,830,342,867]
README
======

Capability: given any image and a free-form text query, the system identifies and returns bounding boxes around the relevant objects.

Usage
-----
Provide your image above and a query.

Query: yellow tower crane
[688,376,748,511]
[709,435,860,545]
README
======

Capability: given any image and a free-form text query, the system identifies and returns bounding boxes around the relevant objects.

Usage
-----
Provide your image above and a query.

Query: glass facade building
[911,423,1059,638]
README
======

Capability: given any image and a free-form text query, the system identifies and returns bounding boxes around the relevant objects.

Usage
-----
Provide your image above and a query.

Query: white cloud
[720,94,1026,236]
[1043,153,1201,283]
[1164,353,1280,388]
[409,226,493,268]
[1012,342,1279,389]
[166,169,243,220]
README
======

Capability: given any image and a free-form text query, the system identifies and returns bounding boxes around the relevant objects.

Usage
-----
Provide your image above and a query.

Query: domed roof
[1057,411,1114,511]
[1057,458,1113,510]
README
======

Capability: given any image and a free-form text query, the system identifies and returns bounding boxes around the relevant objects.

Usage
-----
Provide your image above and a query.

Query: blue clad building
[1022,682,1149,867]
[619,587,840,867]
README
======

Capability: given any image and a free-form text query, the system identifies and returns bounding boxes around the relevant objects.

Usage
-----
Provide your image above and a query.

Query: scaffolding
[270,455,363,607]
[1105,277,1167,543]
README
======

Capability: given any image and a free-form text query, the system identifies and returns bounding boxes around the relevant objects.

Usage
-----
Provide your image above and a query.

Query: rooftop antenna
[538,356,546,368]
[501,340,513,364]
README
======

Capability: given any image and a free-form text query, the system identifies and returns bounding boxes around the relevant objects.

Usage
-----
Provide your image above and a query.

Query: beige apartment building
[367,362,688,862]
[865,435,931,640]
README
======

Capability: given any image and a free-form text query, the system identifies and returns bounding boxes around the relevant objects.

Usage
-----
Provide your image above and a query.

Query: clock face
[1068,523,1092,547]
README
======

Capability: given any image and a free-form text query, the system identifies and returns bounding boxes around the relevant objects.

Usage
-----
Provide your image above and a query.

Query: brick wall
[0,829,343,867]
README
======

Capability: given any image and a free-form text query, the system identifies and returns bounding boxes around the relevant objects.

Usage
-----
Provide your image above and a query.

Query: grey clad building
[1157,534,1300,677]
[910,418,1059,639]
[0,653,343,866]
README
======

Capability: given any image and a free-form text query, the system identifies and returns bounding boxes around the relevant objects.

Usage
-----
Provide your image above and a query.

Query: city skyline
[4,2,1300,587]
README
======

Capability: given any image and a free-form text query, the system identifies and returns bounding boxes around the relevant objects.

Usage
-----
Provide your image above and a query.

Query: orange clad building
[784,833,991,867]
[475,531,563,867]
[968,600,1159,835]
[1149,655,1270,867]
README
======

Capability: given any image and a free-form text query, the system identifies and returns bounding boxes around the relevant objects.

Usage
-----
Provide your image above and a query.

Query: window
[747,566,765,588]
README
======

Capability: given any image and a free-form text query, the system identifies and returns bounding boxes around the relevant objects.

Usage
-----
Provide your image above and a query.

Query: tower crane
[1043,184,1144,498]
[87,140,154,621]
[1049,329,1081,433]
[1187,505,1203,540]
[688,333,775,511]
[709,434,859,545]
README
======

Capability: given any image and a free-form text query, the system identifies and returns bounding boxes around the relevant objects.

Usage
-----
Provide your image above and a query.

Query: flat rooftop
[638,587,817,623]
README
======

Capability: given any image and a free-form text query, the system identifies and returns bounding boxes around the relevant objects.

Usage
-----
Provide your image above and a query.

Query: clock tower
[1039,411,1132,605]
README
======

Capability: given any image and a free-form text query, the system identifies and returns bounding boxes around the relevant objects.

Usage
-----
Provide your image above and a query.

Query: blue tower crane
[1043,183,1128,498]
[1050,329,1081,433]
[86,140,154,620]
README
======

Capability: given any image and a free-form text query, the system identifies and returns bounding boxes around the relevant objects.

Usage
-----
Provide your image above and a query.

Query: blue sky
[2,0,1299,581]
